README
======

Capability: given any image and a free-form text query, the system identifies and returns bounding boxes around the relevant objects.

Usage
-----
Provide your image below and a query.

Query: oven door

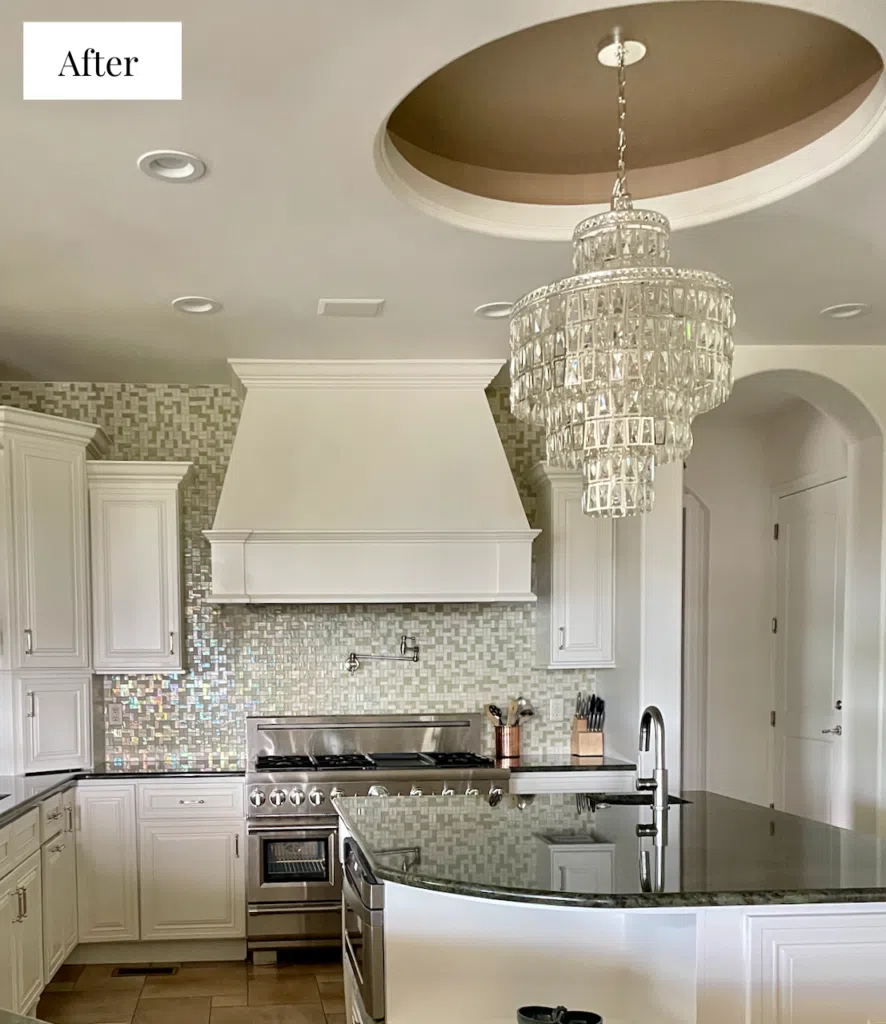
[342,843,385,1021]
[248,823,339,904]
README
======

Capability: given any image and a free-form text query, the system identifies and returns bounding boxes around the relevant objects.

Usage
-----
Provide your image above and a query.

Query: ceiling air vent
[317,298,385,318]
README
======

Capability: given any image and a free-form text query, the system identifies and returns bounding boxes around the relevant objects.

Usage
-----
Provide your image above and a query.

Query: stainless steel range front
[245,713,509,952]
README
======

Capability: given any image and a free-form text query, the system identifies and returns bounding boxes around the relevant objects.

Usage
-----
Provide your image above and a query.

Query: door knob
[821,725,843,735]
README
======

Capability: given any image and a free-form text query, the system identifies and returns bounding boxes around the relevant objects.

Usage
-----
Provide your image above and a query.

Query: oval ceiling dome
[380,0,884,233]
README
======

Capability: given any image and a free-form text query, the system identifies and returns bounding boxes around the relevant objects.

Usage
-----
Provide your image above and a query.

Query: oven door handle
[247,823,338,835]
[249,901,341,916]
[342,868,382,927]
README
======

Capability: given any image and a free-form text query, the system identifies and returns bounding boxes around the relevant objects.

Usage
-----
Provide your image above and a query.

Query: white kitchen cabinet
[13,851,43,1013]
[536,841,616,895]
[87,462,191,673]
[531,463,614,668]
[138,820,245,940]
[16,675,92,774]
[75,783,139,943]
[42,791,77,982]
[0,871,16,1012]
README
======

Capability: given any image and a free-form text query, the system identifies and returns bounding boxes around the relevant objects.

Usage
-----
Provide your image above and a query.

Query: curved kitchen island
[336,791,886,1024]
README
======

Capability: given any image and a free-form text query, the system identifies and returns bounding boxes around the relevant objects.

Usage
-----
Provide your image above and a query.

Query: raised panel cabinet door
[13,852,43,1014]
[75,785,139,943]
[18,676,92,773]
[42,833,73,982]
[11,439,89,669]
[90,491,182,673]
[0,874,17,1013]
[552,489,614,667]
[138,821,245,940]
[60,792,78,959]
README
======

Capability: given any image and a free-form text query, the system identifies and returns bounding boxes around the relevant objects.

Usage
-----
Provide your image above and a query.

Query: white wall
[685,396,848,807]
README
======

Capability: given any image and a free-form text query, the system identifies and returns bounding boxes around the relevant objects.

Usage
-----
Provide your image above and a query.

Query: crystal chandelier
[509,33,735,516]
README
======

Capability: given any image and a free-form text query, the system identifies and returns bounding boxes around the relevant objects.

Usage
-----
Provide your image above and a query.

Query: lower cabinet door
[17,675,92,773]
[0,874,17,1012]
[76,785,139,942]
[14,852,43,1013]
[139,821,245,940]
[42,832,76,982]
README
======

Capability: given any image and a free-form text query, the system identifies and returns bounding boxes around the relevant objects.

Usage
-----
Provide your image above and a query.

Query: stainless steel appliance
[342,838,385,1022]
[246,713,509,952]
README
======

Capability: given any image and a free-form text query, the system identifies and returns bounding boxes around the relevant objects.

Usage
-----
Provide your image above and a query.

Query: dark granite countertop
[0,773,78,828]
[336,789,886,909]
[504,754,636,772]
[83,762,245,778]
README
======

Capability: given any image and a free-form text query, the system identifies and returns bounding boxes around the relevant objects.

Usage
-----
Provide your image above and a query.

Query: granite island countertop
[336,789,886,909]
[504,754,636,772]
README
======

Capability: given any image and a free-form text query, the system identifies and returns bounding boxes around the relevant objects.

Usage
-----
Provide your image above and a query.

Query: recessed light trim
[138,150,207,183]
[820,302,871,320]
[171,296,222,315]
[474,302,513,319]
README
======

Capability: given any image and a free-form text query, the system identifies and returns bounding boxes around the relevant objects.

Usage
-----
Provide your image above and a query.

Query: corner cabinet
[15,674,92,774]
[87,462,191,674]
[531,463,615,668]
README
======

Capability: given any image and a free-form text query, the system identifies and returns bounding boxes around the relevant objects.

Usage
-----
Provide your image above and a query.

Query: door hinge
[771,617,778,634]
[770,710,777,727]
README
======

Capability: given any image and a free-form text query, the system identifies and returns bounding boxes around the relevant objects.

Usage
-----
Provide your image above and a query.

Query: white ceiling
[2,0,886,384]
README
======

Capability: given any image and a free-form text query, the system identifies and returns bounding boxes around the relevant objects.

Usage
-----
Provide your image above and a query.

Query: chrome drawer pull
[24,628,33,655]
[178,799,205,805]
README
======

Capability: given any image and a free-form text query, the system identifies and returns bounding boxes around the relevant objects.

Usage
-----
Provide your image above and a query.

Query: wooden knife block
[571,719,604,757]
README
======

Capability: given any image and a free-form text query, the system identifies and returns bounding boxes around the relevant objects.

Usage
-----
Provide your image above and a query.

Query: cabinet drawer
[0,808,41,880]
[41,791,66,844]
[138,782,244,819]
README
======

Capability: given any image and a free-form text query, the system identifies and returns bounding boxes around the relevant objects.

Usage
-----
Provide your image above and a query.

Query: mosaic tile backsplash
[0,383,597,764]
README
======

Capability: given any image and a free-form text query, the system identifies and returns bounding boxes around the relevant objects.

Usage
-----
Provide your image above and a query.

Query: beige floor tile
[211,1006,326,1024]
[44,982,76,993]
[310,962,343,977]
[248,963,317,978]
[75,966,147,992]
[325,1015,346,1024]
[51,965,85,985]
[248,976,321,1006]
[320,997,345,1014]
[133,996,211,1024]
[316,978,343,997]
[211,995,248,1008]
[184,961,243,969]
[37,988,141,1024]
[141,965,247,1001]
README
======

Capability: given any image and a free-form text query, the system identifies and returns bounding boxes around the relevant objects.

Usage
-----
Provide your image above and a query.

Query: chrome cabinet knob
[308,790,325,806]
[330,787,345,800]
[821,725,843,735]
[368,785,389,798]
[248,789,266,807]
[289,789,306,806]
[409,786,423,797]
[268,789,287,807]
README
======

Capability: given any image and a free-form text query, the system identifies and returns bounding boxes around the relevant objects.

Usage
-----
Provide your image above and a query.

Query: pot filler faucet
[636,705,668,812]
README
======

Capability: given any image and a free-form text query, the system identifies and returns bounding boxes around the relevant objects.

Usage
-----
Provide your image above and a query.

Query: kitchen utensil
[506,699,520,728]
[575,692,582,718]
[488,704,504,727]
[515,695,534,716]
[518,707,535,722]
[598,698,605,732]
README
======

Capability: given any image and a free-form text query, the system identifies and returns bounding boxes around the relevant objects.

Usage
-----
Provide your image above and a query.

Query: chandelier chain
[612,40,632,210]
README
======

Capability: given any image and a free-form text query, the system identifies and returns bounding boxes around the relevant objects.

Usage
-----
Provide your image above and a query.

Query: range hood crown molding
[207,358,538,604]
[228,358,505,393]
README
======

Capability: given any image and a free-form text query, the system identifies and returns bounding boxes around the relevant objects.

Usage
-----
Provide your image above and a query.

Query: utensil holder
[571,720,604,757]
[495,725,521,760]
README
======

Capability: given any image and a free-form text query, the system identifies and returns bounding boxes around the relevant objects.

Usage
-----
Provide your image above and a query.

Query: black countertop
[83,762,246,778]
[336,790,886,909]
[505,754,635,772]
[0,773,79,828]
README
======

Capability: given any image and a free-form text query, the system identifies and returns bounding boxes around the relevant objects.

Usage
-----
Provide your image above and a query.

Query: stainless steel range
[245,713,509,952]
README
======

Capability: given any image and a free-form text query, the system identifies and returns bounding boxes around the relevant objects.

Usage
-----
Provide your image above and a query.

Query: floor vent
[111,966,179,977]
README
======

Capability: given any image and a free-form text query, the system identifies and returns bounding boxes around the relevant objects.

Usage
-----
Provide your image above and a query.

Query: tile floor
[36,959,346,1024]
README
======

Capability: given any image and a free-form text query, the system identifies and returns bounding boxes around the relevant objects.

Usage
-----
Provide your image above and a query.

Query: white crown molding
[204,529,540,543]
[0,405,111,457]
[530,462,582,487]
[86,461,193,485]
[228,358,505,391]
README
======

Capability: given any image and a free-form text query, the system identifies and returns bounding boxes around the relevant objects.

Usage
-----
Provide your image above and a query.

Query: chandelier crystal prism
[508,33,735,517]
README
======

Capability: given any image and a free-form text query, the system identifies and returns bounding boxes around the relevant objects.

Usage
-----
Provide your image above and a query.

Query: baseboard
[66,938,247,964]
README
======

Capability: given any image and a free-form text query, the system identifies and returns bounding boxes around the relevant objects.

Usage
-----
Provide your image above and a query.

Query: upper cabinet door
[532,464,615,669]
[87,463,190,673]
[11,438,89,669]
[17,674,92,773]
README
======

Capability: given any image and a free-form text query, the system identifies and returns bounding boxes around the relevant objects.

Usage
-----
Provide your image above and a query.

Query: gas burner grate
[255,754,314,771]
[423,752,496,769]
[311,754,375,771]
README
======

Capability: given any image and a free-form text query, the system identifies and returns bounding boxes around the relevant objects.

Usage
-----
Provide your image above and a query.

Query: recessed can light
[820,302,870,320]
[474,302,513,319]
[138,150,207,183]
[171,296,222,314]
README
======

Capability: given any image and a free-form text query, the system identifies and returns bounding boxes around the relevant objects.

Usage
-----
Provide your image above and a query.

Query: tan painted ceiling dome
[386,1,883,206]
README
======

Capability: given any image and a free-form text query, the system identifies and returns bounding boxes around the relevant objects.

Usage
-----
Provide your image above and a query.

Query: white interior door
[773,479,846,825]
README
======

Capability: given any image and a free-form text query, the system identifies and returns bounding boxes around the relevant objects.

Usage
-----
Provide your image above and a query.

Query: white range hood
[204,360,539,603]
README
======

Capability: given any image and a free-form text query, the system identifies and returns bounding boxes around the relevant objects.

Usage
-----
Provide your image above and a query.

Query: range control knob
[308,790,326,806]
[368,785,389,798]
[330,787,345,801]
[488,787,504,807]
[268,789,287,807]
[289,789,306,806]
[441,786,455,797]
[409,786,423,797]
[465,787,479,797]
[248,789,266,807]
